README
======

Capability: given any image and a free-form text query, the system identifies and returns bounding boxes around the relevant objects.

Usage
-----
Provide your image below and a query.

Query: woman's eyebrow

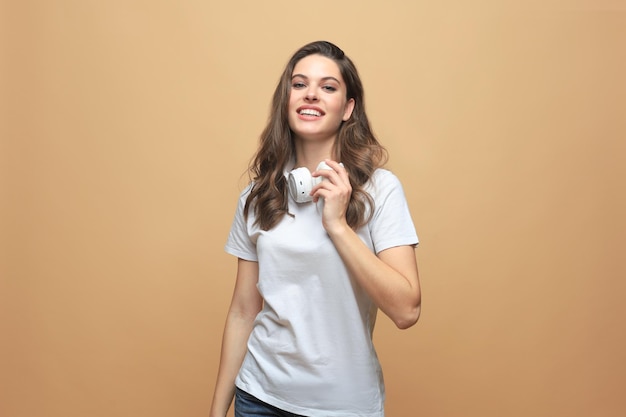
[291,74,341,84]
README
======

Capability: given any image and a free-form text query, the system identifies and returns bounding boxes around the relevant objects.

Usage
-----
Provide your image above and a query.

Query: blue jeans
[234,388,308,417]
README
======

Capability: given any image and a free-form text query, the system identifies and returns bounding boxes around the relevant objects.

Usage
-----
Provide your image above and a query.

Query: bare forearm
[209,311,256,417]
[328,225,421,329]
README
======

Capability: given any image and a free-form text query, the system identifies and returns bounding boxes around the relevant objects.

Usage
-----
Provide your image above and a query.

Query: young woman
[210,41,421,417]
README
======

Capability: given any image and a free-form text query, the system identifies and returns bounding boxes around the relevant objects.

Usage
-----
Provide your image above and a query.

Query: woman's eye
[322,85,337,92]
[292,82,306,89]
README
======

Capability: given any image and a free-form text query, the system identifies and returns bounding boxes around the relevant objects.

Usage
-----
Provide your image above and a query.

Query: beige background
[1,1,625,416]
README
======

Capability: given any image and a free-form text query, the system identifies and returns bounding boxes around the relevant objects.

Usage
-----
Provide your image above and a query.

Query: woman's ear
[343,98,356,121]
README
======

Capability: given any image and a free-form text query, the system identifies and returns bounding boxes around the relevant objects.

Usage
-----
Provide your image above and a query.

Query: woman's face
[288,54,355,144]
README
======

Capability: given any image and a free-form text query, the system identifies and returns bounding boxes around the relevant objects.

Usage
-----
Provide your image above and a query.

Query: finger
[323,159,350,184]
[310,179,334,197]
[322,159,344,174]
[312,164,338,183]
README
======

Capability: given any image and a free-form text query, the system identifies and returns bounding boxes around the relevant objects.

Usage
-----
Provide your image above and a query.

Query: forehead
[292,54,343,80]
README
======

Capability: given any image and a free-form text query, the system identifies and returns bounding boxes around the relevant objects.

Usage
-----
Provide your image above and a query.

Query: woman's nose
[304,89,318,101]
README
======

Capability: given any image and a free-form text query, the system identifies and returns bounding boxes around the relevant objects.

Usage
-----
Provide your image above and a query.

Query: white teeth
[299,108,322,117]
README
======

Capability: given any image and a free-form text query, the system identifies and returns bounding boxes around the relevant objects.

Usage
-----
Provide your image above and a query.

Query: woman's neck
[294,138,335,172]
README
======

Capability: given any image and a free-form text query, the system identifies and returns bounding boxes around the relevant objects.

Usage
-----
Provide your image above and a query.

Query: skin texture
[209,54,420,417]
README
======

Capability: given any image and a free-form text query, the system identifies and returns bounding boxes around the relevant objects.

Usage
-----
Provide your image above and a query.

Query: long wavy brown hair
[244,41,388,231]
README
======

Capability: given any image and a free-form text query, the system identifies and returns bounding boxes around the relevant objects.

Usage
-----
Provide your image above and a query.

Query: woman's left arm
[328,228,420,329]
[312,161,421,329]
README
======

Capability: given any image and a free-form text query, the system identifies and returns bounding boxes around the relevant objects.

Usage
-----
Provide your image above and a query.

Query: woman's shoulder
[365,168,410,206]
[238,182,255,199]
[369,167,403,189]
[232,182,255,211]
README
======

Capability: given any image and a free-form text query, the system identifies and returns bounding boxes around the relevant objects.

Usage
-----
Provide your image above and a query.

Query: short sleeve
[368,170,419,254]
[224,185,258,261]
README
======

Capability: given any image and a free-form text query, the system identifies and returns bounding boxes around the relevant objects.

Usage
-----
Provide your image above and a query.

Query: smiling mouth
[298,108,323,117]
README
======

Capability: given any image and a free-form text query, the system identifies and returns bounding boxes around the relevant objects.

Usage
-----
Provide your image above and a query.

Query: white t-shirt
[225,167,418,417]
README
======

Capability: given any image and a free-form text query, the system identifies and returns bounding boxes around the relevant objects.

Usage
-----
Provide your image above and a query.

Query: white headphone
[288,161,340,203]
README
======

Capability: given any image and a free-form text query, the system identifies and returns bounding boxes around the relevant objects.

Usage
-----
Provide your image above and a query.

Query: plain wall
[1,1,625,416]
